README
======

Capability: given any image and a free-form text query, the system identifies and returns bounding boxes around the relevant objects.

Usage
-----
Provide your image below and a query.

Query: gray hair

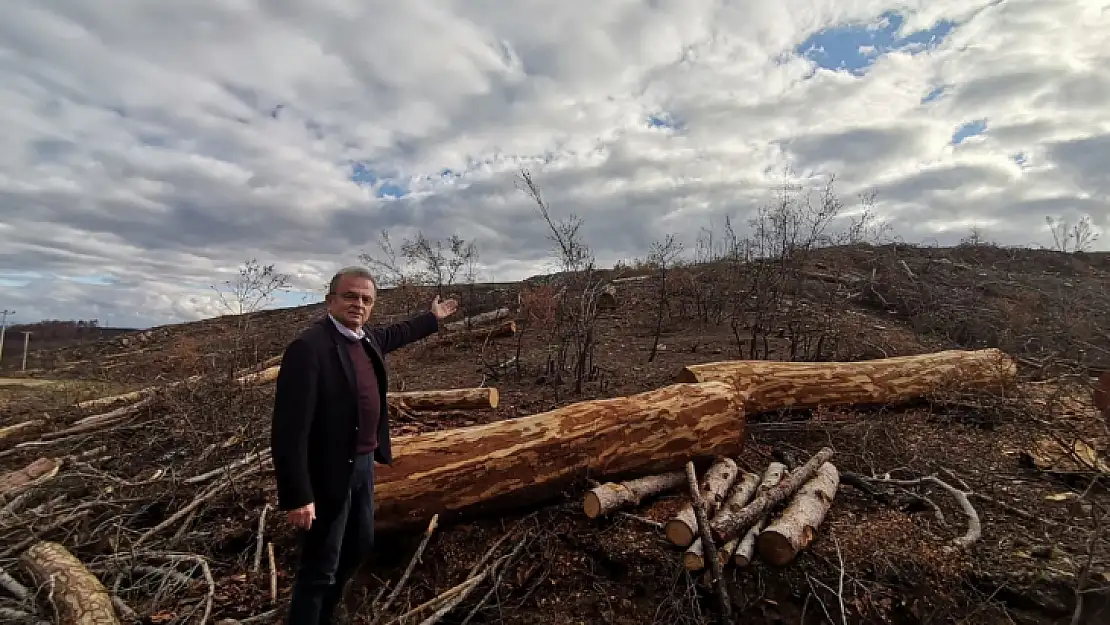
[328,266,376,295]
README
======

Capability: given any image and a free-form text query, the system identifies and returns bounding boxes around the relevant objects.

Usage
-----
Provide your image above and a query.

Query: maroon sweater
[345,339,381,453]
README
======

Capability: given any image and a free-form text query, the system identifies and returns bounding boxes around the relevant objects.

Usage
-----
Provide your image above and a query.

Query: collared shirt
[328,314,365,341]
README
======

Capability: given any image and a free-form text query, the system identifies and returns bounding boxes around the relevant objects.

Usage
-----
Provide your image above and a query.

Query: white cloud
[0,0,1107,327]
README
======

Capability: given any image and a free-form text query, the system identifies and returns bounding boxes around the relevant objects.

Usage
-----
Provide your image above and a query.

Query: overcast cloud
[1,0,1107,328]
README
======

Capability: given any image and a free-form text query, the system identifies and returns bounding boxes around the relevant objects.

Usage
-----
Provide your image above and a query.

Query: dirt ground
[1,242,1109,625]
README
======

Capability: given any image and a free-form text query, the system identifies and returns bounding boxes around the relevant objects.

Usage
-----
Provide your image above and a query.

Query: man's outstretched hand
[287,502,315,530]
[430,295,459,320]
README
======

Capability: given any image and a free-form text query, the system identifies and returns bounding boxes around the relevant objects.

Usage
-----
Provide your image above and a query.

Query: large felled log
[708,447,834,544]
[756,461,839,565]
[665,457,739,547]
[677,348,1017,413]
[0,457,60,502]
[373,381,747,531]
[20,541,120,625]
[583,470,686,518]
[388,387,499,411]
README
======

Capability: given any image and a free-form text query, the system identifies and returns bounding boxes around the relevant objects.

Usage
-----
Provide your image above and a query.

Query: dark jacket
[270,311,440,514]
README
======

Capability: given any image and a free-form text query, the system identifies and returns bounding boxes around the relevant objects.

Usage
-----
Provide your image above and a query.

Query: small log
[436,319,517,345]
[665,457,740,547]
[677,348,1017,413]
[683,470,761,570]
[388,387,499,411]
[708,447,834,544]
[20,541,120,625]
[583,470,686,518]
[756,461,839,565]
[373,381,747,531]
[442,307,511,332]
[0,457,61,502]
[734,462,788,567]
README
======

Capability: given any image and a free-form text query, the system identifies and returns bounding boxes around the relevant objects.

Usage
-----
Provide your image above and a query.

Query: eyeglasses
[340,292,375,305]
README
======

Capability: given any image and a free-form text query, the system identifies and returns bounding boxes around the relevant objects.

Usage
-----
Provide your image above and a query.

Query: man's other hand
[287,502,315,529]
[430,295,458,320]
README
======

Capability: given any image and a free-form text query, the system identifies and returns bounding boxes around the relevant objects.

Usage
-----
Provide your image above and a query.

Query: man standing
[271,266,457,625]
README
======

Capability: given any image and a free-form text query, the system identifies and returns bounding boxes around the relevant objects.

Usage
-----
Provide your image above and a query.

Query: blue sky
[1,1,1106,328]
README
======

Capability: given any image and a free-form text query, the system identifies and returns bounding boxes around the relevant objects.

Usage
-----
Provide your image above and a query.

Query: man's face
[326,275,376,329]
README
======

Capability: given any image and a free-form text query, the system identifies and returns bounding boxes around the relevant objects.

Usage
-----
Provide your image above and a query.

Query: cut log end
[583,491,603,518]
[665,519,696,547]
[20,541,120,625]
[754,531,799,566]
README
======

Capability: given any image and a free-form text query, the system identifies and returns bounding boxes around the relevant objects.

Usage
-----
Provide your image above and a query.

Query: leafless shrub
[1046,215,1099,254]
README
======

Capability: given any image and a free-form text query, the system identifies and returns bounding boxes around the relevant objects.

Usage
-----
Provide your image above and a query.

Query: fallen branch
[133,461,269,547]
[253,504,271,572]
[857,473,981,547]
[684,461,730,620]
[370,513,440,625]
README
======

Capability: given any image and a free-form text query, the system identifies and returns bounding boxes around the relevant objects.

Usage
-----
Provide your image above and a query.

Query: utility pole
[21,331,30,371]
[0,309,12,366]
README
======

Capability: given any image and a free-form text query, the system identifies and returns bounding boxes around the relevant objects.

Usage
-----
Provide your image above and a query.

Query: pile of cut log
[583,447,839,572]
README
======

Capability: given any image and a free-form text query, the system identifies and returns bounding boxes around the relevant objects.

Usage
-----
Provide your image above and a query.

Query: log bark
[0,457,61,502]
[733,462,788,567]
[373,381,747,531]
[683,470,761,570]
[676,348,1017,413]
[388,387,499,411]
[708,447,834,544]
[756,461,839,565]
[665,457,739,547]
[20,541,120,625]
[583,470,686,518]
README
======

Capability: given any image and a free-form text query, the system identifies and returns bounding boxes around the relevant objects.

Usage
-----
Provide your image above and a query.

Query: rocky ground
[1,241,1109,625]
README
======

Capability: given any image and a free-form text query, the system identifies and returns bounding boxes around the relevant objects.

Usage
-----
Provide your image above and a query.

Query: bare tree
[648,234,683,362]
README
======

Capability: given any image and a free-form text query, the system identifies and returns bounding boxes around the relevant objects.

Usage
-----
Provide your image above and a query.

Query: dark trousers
[286,453,375,625]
